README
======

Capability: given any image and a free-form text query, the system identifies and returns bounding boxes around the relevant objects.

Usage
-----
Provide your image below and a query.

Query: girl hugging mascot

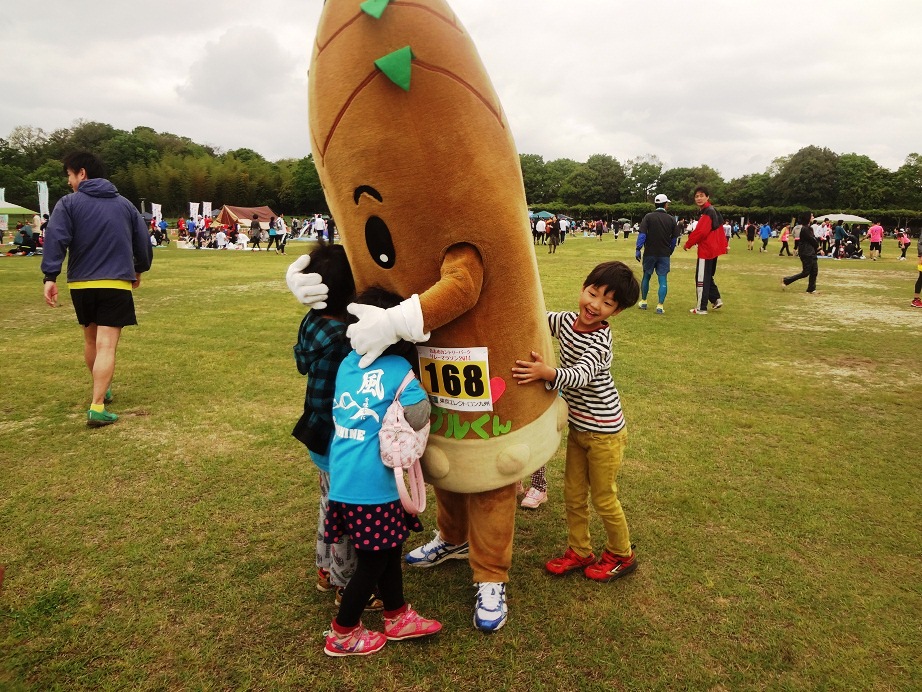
[288,0,566,632]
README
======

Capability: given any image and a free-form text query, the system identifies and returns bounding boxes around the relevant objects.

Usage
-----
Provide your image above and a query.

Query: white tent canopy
[0,201,39,215]
[812,213,872,224]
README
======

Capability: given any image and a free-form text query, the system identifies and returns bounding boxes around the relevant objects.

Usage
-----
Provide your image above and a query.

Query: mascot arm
[347,243,484,368]
[418,243,484,333]
[286,255,329,309]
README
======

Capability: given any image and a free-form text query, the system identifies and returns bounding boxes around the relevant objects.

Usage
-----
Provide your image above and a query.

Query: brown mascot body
[308,0,566,627]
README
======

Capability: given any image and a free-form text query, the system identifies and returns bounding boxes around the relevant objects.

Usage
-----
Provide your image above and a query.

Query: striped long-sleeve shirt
[546,311,625,434]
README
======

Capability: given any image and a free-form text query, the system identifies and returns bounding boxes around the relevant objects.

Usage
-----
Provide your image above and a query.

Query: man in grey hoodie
[41,151,153,427]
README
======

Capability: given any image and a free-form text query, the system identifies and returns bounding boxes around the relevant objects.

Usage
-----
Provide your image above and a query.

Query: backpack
[379,371,429,515]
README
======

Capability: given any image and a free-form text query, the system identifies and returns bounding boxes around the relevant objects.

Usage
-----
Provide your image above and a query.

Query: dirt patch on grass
[764,358,915,392]
[778,293,922,333]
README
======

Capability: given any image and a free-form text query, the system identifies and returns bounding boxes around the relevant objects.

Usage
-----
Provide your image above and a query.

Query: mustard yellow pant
[564,426,632,559]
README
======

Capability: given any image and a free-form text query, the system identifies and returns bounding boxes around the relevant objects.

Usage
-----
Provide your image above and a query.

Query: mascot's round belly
[309,0,566,492]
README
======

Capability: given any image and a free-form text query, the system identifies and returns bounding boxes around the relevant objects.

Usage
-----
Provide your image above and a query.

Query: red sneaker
[584,549,637,582]
[545,547,596,575]
[911,297,922,308]
[316,567,333,592]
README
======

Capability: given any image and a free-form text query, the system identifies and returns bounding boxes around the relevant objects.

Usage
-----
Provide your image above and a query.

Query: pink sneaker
[520,487,547,509]
[324,621,387,657]
[384,605,442,641]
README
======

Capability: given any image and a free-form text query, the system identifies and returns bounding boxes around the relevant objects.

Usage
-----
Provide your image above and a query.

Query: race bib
[416,346,492,411]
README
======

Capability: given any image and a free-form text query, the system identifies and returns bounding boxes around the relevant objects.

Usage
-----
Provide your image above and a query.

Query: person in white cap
[635,194,680,314]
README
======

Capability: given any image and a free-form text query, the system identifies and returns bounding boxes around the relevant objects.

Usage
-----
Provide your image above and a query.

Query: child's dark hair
[352,286,415,361]
[305,241,355,317]
[583,261,640,309]
[62,151,106,179]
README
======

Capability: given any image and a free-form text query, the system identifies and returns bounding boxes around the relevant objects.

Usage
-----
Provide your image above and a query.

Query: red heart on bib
[490,377,506,403]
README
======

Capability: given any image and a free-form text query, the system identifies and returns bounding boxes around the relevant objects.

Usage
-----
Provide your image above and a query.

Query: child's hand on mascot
[286,255,329,309]
[512,351,556,385]
[346,295,429,369]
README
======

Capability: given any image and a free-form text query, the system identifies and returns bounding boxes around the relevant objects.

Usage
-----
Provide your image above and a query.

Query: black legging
[783,255,818,293]
[336,546,405,628]
[779,242,791,256]
[266,235,280,251]
[915,271,922,294]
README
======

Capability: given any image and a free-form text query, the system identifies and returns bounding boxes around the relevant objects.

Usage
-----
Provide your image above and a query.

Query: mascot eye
[365,215,396,269]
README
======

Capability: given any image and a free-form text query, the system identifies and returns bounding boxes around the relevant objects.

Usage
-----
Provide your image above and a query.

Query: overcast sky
[3,0,921,179]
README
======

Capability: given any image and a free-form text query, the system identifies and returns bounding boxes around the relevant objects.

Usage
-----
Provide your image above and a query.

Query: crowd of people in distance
[2,214,48,256]
[143,213,338,252]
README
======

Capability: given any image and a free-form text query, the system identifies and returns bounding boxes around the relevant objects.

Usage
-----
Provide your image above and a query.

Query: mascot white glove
[347,294,430,368]
[286,254,329,309]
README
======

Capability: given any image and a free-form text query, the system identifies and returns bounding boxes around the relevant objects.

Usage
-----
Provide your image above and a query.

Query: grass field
[1,235,920,691]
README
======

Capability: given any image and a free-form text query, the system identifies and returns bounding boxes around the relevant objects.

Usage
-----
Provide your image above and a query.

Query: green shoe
[104,389,113,404]
[87,409,118,427]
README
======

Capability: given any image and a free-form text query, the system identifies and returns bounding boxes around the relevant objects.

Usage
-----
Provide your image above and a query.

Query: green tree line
[2,122,920,222]
[520,147,922,225]
[0,122,327,217]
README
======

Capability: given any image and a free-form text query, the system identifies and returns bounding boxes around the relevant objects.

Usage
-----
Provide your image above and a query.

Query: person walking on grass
[249,215,262,251]
[512,261,640,583]
[684,186,728,315]
[778,224,792,256]
[635,193,680,315]
[266,217,280,253]
[867,221,884,261]
[41,151,153,427]
[782,214,820,294]
[759,221,771,253]
[745,219,756,251]
[911,232,922,308]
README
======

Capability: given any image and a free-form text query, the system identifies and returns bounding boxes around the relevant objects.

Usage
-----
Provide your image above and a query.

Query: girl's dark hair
[583,261,640,308]
[62,151,106,179]
[305,241,355,317]
[352,286,415,361]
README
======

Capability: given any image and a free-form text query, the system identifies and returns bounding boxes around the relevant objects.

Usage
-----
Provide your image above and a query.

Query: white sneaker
[474,582,507,632]
[520,487,547,509]
[712,299,724,310]
[405,531,469,568]
[637,301,647,310]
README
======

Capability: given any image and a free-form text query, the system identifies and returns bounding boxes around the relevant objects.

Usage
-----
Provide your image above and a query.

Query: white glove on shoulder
[347,294,430,368]
[286,254,329,309]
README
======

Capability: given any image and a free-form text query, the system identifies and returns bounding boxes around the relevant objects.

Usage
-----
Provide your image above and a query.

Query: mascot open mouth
[364,215,396,268]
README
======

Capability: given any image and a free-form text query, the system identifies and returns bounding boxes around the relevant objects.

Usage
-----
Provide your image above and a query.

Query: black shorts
[70,288,137,327]
[869,241,881,251]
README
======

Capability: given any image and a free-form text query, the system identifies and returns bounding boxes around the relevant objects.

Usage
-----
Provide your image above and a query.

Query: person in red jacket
[683,186,728,315]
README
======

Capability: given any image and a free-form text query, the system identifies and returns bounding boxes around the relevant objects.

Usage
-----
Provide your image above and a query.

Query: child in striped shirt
[512,261,640,582]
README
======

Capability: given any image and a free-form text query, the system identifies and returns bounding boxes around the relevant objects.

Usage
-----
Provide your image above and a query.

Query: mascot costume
[289,0,567,631]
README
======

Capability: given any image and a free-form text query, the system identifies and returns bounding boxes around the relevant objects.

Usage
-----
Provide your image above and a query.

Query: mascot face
[309,0,525,296]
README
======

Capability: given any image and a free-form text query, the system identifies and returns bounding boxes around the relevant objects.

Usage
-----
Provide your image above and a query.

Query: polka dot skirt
[324,500,423,551]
